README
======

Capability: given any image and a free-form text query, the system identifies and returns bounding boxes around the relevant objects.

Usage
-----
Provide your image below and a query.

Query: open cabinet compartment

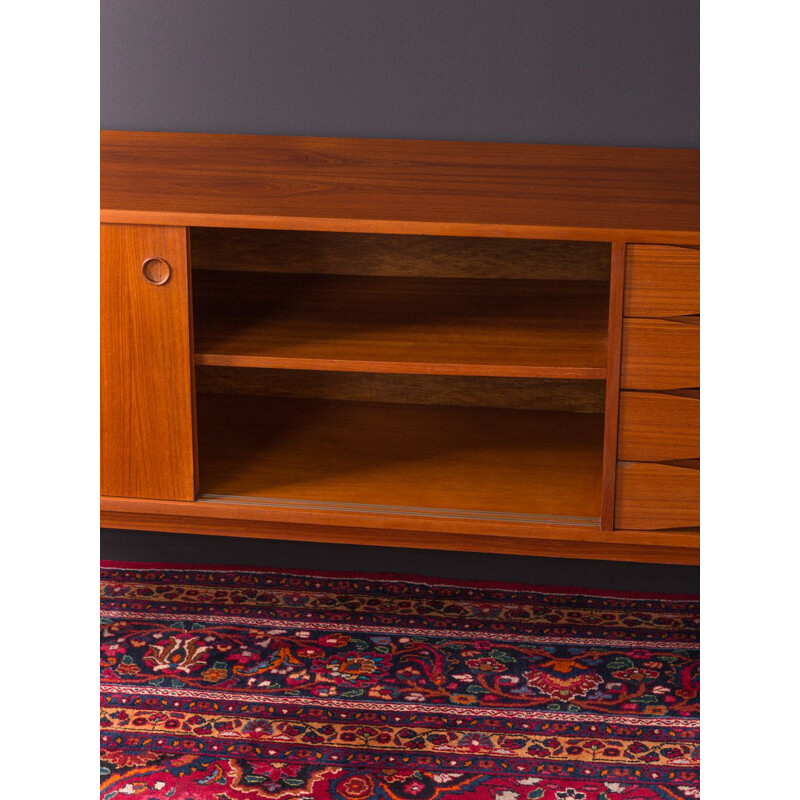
[195,369,606,525]
[190,228,611,529]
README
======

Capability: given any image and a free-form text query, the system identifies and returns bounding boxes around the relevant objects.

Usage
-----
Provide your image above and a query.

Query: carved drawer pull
[141,257,172,286]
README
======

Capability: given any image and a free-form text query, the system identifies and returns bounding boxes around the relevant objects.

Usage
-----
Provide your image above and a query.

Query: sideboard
[100,132,699,564]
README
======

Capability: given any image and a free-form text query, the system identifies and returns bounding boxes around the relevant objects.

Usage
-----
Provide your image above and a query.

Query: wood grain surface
[624,245,700,317]
[196,393,605,523]
[195,368,607,413]
[100,500,700,565]
[615,461,700,530]
[193,272,609,378]
[101,132,699,242]
[599,242,627,529]
[620,318,700,390]
[100,224,197,500]
[618,391,700,461]
[190,228,612,280]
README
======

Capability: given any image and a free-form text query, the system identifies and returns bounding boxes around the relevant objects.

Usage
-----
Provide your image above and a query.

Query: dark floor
[101,528,699,594]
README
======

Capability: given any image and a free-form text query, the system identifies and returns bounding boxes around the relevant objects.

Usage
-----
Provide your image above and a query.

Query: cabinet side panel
[599,242,626,529]
[101,224,196,500]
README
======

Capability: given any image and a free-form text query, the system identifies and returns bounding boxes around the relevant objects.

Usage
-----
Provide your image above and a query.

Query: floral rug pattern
[100,563,699,799]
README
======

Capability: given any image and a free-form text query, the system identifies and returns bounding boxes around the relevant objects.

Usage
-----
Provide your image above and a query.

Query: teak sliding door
[100,224,197,500]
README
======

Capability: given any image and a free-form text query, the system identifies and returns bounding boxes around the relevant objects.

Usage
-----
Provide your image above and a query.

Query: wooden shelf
[196,393,604,524]
[193,272,609,378]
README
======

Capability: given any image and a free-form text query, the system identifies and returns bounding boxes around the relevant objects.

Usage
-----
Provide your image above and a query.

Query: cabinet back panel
[191,228,611,280]
[195,367,606,414]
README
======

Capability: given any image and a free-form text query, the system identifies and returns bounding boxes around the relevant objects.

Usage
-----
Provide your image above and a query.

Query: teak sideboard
[100,132,699,565]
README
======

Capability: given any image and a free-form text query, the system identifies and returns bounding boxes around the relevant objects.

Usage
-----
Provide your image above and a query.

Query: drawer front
[624,245,700,317]
[615,462,699,530]
[621,319,699,390]
[618,391,700,461]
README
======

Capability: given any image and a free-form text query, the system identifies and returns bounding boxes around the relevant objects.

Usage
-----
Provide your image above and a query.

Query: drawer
[624,245,700,317]
[618,391,699,461]
[615,461,699,530]
[621,318,699,390]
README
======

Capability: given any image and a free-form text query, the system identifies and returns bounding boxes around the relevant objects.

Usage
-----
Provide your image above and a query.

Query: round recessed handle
[141,257,172,286]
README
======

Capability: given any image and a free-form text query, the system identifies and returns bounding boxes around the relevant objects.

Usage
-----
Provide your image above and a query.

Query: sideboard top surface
[101,132,699,243]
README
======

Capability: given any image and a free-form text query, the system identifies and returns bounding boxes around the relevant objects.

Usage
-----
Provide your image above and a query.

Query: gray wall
[101,0,698,148]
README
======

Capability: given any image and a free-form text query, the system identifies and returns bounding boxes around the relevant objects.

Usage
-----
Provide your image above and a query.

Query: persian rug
[100,562,699,799]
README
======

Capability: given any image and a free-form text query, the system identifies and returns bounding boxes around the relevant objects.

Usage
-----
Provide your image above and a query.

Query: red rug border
[100,559,699,601]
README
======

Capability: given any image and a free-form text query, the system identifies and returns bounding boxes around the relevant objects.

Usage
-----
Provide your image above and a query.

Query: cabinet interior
[190,227,611,525]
